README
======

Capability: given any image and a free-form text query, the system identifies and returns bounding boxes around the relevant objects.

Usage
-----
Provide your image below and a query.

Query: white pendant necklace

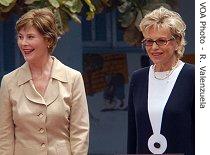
[147,60,183,154]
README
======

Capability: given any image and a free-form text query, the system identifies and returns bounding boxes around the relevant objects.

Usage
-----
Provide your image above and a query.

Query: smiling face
[17,26,50,63]
[143,26,179,71]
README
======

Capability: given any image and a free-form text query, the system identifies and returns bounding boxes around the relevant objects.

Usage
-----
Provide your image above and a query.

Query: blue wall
[54,21,83,72]
[179,0,195,55]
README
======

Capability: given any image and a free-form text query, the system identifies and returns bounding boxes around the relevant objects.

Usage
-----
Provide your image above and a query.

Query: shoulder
[183,63,195,71]
[53,57,82,83]
[1,66,22,86]
[131,66,150,81]
[177,63,195,86]
[128,67,150,88]
[181,63,195,77]
[65,65,82,79]
[58,60,81,77]
[57,63,84,87]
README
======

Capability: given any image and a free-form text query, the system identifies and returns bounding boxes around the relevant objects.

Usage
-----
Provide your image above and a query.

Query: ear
[45,37,52,48]
[175,44,179,51]
[175,36,181,49]
[175,35,181,44]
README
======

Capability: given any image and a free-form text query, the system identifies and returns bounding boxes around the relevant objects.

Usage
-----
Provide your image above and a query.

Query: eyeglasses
[142,37,175,46]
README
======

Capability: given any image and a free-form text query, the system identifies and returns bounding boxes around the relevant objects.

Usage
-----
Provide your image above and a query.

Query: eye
[27,35,35,39]
[156,38,167,45]
[17,35,23,40]
[144,39,154,46]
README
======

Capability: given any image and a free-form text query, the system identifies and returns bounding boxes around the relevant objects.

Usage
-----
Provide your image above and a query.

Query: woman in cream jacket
[0,8,89,155]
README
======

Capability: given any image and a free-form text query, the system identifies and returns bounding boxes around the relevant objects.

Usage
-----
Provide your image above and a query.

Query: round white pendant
[148,134,167,154]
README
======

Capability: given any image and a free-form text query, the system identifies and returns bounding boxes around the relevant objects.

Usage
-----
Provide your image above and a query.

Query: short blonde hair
[140,6,186,59]
[16,8,58,54]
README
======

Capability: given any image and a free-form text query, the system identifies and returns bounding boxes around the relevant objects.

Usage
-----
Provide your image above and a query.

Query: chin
[24,56,35,63]
[151,59,162,65]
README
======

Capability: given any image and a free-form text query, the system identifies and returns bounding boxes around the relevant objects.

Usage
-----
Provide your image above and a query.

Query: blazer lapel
[17,62,44,105]
[43,79,59,106]
[43,56,68,106]
[163,64,187,109]
[24,80,45,105]
[18,57,68,106]
[161,64,187,132]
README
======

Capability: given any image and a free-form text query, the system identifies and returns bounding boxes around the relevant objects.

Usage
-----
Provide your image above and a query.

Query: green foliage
[116,0,173,46]
[0,0,96,35]
[0,0,175,46]
[49,0,60,8]
[0,0,14,6]
[0,0,16,14]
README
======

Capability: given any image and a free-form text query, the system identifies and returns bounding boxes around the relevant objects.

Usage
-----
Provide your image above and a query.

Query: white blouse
[147,60,184,154]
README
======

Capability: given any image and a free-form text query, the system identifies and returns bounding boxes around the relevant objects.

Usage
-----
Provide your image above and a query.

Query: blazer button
[41,143,46,148]
[39,128,45,134]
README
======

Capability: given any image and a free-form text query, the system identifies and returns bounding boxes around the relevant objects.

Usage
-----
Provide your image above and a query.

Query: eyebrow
[18,32,36,35]
[145,37,167,40]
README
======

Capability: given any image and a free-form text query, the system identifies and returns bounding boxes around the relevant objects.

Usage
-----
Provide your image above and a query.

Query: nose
[151,41,159,49]
[19,38,29,46]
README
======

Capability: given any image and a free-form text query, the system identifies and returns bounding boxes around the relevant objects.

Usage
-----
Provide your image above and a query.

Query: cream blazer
[0,57,89,155]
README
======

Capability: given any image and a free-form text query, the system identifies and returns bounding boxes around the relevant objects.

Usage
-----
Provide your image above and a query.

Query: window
[82,10,112,48]
[81,10,134,52]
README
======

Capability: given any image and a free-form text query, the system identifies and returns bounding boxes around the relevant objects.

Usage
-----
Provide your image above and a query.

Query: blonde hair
[16,8,58,54]
[140,6,186,59]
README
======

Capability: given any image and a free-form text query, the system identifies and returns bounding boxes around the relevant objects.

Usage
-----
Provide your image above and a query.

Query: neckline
[153,60,180,80]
